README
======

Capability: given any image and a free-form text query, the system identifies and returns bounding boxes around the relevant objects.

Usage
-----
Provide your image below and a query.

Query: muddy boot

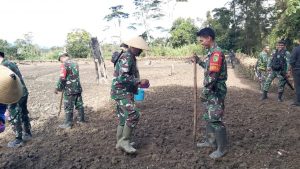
[209,126,227,159]
[117,125,136,154]
[277,92,283,102]
[197,124,216,148]
[260,91,268,100]
[115,125,124,149]
[22,132,32,142]
[59,113,72,129]
[7,139,24,148]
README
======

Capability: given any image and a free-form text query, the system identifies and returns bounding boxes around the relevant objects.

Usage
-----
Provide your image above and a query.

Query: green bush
[148,44,203,58]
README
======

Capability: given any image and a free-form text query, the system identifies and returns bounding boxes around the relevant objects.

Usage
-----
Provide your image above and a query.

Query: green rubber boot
[59,113,72,129]
[115,125,124,149]
[197,124,216,148]
[117,125,136,154]
[78,108,85,123]
[209,126,228,159]
[260,90,268,100]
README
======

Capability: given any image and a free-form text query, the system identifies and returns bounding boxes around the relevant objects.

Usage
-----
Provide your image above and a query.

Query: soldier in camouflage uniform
[255,45,271,91]
[111,36,149,154]
[261,40,290,102]
[0,51,32,148]
[193,28,228,159]
[55,53,85,129]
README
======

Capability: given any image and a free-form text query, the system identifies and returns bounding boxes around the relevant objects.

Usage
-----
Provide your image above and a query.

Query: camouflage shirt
[267,50,290,72]
[111,50,140,100]
[1,58,28,96]
[56,59,82,95]
[199,44,227,99]
[257,51,269,71]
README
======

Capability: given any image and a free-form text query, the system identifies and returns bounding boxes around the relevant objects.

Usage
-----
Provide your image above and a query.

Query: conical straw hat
[124,36,149,50]
[0,65,23,104]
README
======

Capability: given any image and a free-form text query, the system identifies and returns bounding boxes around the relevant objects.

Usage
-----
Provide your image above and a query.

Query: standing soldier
[290,35,300,106]
[261,40,291,102]
[193,28,228,159]
[255,45,271,91]
[111,36,150,154]
[0,65,24,134]
[0,52,32,148]
[55,52,85,129]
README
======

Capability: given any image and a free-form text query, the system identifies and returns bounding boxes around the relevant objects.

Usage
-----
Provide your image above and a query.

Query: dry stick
[193,60,198,142]
[58,92,64,117]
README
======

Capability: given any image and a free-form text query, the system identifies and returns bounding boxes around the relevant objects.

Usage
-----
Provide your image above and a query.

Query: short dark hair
[0,51,4,58]
[277,39,286,45]
[196,27,215,40]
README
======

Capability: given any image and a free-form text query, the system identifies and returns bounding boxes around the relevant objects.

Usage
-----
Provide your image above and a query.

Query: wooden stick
[193,59,198,142]
[58,92,64,117]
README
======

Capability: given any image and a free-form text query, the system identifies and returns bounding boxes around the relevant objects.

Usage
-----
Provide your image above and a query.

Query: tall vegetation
[66,29,91,58]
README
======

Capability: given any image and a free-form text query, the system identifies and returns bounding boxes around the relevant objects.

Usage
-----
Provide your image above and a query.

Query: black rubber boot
[278,92,283,102]
[197,124,216,148]
[260,91,268,100]
[209,126,227,159]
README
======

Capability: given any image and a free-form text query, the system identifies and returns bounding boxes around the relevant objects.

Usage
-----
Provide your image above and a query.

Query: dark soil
[0,60,299,169]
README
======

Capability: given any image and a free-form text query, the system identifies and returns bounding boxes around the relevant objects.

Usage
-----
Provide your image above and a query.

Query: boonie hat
[0,65,23,104]
[124,36,149,50]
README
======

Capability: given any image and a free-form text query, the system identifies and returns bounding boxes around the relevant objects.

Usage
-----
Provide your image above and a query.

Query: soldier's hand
[190,53,200,63]
[140,79,150,88]
[54,88,59,94]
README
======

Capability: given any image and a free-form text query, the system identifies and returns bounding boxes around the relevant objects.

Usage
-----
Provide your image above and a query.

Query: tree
[269,0,300,50]
[14,32,40,60]
[132,0,165,41]
[169,18,198,47]
[66,29,91,58]
[104,5,129,42]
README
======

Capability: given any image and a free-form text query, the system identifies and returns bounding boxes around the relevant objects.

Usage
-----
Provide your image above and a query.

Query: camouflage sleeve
[56,63,66,91]
[285,51,291,71]
[115,54,139,87]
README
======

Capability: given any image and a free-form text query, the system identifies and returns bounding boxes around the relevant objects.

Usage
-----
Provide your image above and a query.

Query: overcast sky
[0,0,229,48]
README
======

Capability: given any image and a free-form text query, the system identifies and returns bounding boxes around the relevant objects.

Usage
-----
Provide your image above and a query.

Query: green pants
[114,95,140,128]
[64,93,84,120]
[9,94,31,140]
[263,71,286,92]
[201,90,226,129]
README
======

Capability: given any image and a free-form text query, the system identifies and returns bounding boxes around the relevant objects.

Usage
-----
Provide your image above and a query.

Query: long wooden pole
[193,59,198,142]
[58,92,64,117]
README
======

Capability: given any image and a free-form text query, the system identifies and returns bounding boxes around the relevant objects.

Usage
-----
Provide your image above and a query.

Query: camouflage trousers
[63,93,84,122]
[257,70,268,91]
[9,94,31,140]
[263,71,286,92]
[201,91,225,129]
[114,95,140,128]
